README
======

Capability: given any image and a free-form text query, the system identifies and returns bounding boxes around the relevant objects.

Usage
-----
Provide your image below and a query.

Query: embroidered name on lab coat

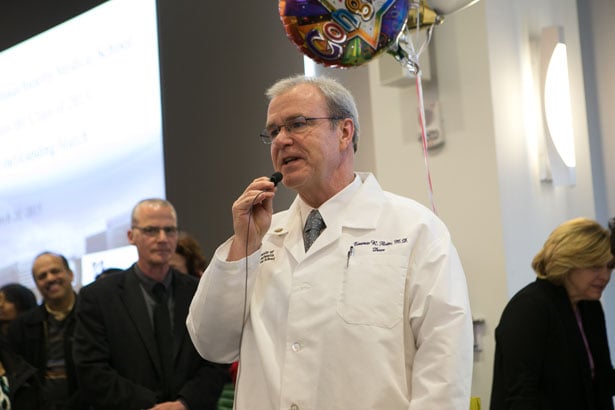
[260,250,275,264]
[353,238,408,253]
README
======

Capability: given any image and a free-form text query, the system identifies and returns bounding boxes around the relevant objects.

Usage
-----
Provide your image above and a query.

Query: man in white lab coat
[187,74,473,410]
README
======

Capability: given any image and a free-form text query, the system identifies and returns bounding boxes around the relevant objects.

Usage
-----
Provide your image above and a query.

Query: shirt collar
[133,263,173,293]
[44,292,76,321]
[298,173,362,227]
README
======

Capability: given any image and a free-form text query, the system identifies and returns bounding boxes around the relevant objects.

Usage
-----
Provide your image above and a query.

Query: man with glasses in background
[73,198,228,410]
[187,75,473,410]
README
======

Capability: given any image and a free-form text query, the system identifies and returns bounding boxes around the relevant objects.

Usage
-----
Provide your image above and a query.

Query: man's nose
[272,128,294,146]
[155,229,170,240]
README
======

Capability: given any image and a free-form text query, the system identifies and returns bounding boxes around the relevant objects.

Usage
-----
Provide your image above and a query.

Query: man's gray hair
[266,75,360,152]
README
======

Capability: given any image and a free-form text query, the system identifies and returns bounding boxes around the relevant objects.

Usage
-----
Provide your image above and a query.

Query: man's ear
[127,229,135,245]
[339,118,354,150]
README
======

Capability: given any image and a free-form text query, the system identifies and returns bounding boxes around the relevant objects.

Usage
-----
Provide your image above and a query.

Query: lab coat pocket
[337,254,407,328]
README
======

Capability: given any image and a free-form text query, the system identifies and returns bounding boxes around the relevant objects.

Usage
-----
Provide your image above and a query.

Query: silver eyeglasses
[259,116,344,144]
[132,226,179,237]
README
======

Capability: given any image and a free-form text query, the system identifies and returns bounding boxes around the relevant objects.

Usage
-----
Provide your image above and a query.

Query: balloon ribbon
[415,70,437,214]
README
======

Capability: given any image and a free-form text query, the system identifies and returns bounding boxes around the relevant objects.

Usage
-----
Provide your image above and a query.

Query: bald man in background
[74,198,228,410]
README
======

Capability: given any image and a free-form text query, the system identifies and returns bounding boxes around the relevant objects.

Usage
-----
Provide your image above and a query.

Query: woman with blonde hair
[490,217,615,409]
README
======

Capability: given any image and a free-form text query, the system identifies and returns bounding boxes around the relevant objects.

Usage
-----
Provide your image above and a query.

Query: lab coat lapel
[271,200,303,263]
[340,173,385,231]
[293,173,385,255]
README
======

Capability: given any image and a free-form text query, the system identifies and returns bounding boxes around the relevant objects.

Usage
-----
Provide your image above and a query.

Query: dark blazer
[490,278,615,410]
[6,299,86,410]
[0,338,44,410]
[73,266,228,410]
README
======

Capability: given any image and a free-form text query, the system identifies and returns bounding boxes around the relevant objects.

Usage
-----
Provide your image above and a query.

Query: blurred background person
[73,198,228,410]
[170,231,208,278]
[94,267,123,281]
[0,283,37,335]
[6,251,86,410]
[0,337,42,409]
[490,217,615,410]
[609,217,615,255]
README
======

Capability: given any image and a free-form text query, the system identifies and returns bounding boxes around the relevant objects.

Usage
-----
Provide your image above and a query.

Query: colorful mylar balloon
[279,0,410,68]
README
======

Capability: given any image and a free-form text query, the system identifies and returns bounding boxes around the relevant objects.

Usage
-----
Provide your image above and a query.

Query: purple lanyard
[574,308,595,378]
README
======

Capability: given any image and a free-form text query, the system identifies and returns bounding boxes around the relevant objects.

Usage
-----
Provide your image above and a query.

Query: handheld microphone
[270,172,283,187]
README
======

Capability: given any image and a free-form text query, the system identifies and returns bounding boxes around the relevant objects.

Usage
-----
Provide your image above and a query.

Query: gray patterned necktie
[303,209,326,251]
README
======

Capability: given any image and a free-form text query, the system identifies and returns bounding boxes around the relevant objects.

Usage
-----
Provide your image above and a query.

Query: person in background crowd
[187,75,473,410]
[7,251,86,410]
[170,232,208,278]
[0,336,43,410]
[609,216,615,255]
[73,198,228,410]
[490,217,615,410]
[94,267,123,281]
[0,283,37,335]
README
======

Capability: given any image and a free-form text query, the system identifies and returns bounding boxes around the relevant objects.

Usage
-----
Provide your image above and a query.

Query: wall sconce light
[539,26,576,186]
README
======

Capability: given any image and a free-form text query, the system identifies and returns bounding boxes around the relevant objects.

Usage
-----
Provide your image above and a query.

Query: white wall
[487,0,597,300]
[581,0,615,222]
[486,0,615,389]
[338,0,614,405]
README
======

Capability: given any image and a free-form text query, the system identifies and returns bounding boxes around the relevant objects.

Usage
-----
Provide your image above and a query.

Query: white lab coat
[187,172,473,410]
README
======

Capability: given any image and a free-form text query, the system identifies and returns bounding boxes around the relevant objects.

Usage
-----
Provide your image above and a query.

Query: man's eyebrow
[266,115,303,128]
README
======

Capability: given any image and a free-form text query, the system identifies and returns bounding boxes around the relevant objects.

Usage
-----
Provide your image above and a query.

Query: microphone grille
[270,172,283,186]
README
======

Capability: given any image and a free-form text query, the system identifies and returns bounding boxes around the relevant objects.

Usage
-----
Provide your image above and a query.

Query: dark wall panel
[0,0,106,51]
[157,1,302,257]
